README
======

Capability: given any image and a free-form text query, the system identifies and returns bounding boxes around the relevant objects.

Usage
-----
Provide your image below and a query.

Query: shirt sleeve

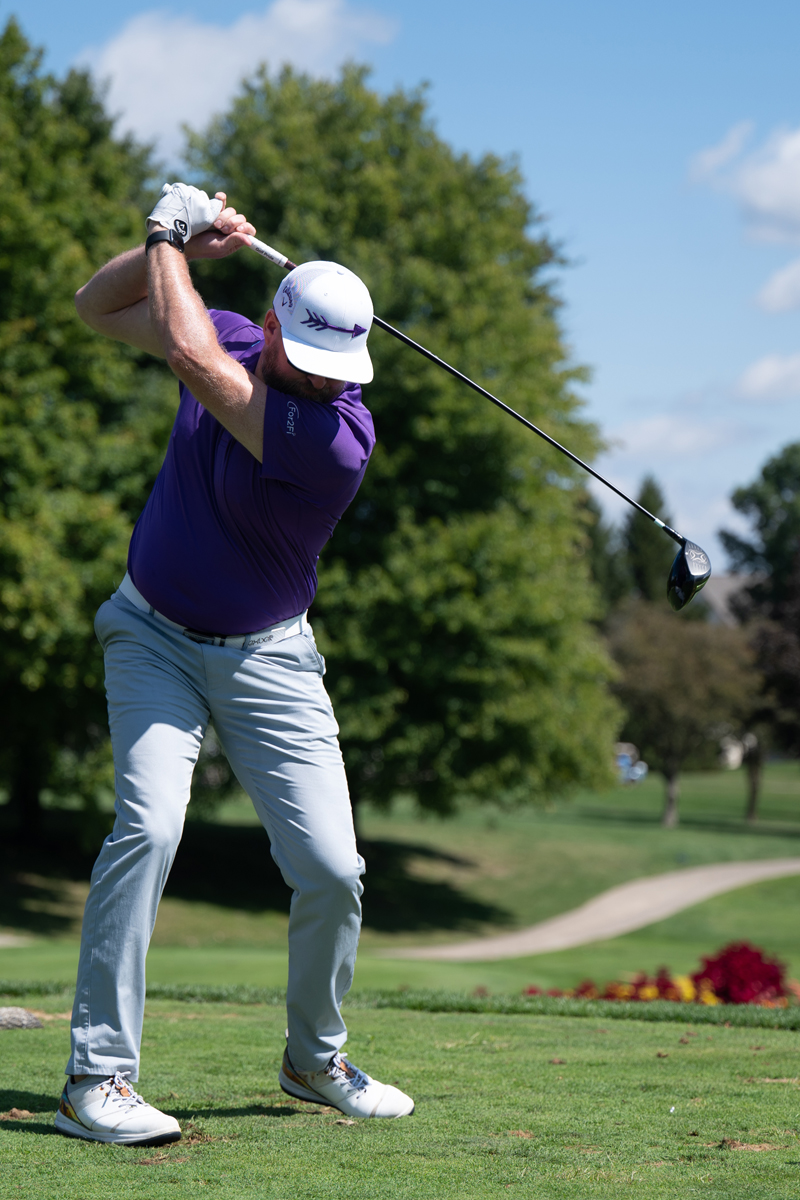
[261,387,372,513]
[209,309,264,359]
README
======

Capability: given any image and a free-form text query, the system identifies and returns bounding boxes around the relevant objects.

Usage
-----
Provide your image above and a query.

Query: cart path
[381,857,800,962]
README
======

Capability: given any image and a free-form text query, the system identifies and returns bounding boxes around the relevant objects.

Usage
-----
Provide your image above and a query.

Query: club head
[667,540,712,611]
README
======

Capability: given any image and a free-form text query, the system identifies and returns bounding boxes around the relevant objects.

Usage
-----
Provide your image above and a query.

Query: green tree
[0,20,173,837]
[185,65,621,813]
[581,494,630,617]
[623,476,675,603]
[608,603,759,826]
[720,442,800,610]
[720,444,800,760]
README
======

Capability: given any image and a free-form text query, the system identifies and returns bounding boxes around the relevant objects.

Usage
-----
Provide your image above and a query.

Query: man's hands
[75,185,256,357]
[188,193,256,260]
[147,182,256,260]
[146,182,222,238]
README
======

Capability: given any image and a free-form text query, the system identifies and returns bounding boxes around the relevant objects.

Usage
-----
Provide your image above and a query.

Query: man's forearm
[147,241,219,369]
[146,237,266,460]
[75,246,149,329]
[74,238,209,337]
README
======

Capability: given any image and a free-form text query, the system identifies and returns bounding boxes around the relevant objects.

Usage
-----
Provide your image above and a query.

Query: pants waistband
[118,573,308,649]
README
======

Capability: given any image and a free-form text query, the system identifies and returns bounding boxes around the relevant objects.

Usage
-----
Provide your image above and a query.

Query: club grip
[249,237,296,272]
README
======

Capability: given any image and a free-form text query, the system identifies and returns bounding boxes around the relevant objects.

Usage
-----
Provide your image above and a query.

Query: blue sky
[8,0,800,563]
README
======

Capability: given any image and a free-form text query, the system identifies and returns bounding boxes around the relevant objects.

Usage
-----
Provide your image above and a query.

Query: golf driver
[248,237,712,611]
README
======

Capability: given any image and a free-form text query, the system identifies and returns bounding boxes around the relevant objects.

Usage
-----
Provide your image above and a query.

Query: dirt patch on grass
[716,1138,782,1151]
[136,1121,220,1166]
[137,1154,190,1166]
[181,1120,217,1146]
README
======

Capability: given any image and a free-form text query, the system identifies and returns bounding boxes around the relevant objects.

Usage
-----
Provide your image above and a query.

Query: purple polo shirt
[127,309,375,633]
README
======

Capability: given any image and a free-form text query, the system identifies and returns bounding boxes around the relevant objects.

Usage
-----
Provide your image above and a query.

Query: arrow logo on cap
[301,309,367,339]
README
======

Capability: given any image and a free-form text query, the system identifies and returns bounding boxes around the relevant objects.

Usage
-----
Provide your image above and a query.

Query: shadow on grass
[0,1090,59,1136]
[165,823,508,933]
[0,818,509,936]
[571,805,800,838]
[0,1121,59,1137]
[168,1104,302,1120]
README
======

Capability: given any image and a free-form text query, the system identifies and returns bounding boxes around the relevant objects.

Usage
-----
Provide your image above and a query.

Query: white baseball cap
[273,261,374,385]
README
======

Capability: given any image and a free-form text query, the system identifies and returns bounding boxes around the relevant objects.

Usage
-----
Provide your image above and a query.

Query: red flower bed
[523,942,793,1007]
[691,941,786,1005]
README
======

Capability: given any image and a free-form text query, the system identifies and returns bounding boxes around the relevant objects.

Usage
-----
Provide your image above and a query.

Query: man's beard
[259,340,345,403]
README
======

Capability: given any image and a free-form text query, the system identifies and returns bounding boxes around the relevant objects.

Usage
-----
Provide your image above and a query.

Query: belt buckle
[183,629,219,646]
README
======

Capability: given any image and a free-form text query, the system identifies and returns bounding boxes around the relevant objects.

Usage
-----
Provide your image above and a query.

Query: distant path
[383,858,800,962]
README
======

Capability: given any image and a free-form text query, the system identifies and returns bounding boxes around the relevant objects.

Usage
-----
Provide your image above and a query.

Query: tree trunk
[8,745,45,840]
[661,772,680,827]
[745,755,762,823]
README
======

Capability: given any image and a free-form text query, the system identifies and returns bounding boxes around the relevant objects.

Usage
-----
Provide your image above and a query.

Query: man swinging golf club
[55,183,414,1146]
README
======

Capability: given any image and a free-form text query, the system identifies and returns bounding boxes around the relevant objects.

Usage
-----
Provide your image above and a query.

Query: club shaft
[249,237,685,548]
[372,316,685,547]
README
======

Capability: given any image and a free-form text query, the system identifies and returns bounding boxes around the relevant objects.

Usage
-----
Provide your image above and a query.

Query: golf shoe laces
[325,1053,370,1094]
[93,1072,148,1112]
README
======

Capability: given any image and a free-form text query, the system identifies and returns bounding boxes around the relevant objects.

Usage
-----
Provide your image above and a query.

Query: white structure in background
[719,730,759,771]
[699,573,752,626]
[615,742,648,784]
[719,734,745,769]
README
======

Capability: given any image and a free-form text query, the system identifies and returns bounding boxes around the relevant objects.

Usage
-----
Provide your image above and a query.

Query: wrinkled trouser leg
[68,591,363,1080]
[205,636,363,1073]
[68,597,209,1079]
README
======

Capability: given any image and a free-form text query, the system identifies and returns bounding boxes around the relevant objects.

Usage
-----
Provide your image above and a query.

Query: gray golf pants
[67,589,364,1080]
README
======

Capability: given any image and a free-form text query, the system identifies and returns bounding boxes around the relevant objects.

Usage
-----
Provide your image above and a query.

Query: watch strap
[145,228,185,254]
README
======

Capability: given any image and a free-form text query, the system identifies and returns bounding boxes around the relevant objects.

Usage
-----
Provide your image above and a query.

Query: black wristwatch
[145,228,185,254]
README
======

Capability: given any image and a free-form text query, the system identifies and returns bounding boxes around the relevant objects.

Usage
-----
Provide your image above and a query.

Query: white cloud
[77,0,398,157]
[610,414,740,459]
[737,353,800,400]
[756,255,800,312]
[690,121,753,183]
[693,121,800,243]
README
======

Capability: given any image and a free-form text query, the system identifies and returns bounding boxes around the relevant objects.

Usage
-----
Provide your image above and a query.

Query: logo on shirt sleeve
[286,401,299,436]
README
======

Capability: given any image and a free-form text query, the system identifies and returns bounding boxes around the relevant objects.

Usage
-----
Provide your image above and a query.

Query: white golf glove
[146,183,224,242]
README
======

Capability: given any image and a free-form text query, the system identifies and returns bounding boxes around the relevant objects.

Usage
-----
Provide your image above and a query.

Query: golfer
[55,184,414,1145]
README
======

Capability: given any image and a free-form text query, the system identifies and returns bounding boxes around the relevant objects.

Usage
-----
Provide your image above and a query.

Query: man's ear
[263,308,280,341]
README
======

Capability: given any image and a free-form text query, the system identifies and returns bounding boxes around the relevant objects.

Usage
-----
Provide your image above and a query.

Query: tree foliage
[720,443,800,756]
[0,20,173,834]
[582,494,629,614]
[185,65,621,811]
[608,603,759,826]
[623,475,676,604]
[721,442,800,609]
[583,477,687,619]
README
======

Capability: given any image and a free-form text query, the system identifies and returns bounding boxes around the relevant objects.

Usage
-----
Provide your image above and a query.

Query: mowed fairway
[2,765,800,1196]
[3,763,800,993]
[3,993,800,1199]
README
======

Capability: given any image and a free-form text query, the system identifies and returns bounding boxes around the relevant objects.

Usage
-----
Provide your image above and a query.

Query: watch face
[174,220,188,237]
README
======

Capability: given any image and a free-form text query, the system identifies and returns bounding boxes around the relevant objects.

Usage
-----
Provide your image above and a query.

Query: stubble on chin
[260,341,344,403]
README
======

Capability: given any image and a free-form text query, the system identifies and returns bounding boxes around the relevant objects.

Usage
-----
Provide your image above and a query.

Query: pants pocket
[303,632,326,676]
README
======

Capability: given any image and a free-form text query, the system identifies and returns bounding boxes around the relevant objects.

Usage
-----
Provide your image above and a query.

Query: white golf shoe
[279,1048,415,1118]
[54,1072,181,1145]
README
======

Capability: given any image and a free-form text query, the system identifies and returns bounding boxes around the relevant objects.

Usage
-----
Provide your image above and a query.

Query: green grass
[4,769,800,1196]
[2,992,799,1198]
[3,763,800,995]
